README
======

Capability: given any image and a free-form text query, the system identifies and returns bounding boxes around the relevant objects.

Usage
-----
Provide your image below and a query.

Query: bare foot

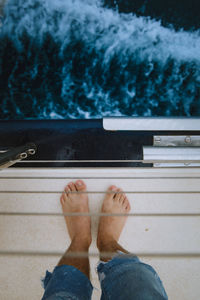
[60,180,92,248]
[97,185,131,251]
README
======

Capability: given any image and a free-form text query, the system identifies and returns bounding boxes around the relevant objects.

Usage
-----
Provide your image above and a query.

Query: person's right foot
[97,185,131,251]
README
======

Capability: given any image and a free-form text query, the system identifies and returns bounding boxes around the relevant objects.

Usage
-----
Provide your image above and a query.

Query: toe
[125,199,131,211]
[68,182,76,192]
[75,180,86,191]
[109,185,117,190]
[63,188,69,200]
[114,189,123,201]
[65,186,70,194]
[121,194,126,204]
[107,186,117,198]
[126,204,131,212]
[67,183,72,192]
[60,195,65,205]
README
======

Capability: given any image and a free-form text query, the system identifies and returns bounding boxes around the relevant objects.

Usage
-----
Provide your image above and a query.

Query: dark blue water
[0,0,200,119]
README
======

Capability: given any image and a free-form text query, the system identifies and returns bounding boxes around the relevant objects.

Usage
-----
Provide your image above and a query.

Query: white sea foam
[2,0,200,63]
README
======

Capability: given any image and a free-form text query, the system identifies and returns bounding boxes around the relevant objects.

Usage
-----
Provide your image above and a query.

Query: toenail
[77,180,82,186]
[110,186,116,190]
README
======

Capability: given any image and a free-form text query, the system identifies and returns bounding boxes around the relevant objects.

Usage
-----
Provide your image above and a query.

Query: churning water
[0,0,200,119]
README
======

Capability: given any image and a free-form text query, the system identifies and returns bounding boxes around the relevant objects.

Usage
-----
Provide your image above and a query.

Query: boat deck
[0,167,200,299]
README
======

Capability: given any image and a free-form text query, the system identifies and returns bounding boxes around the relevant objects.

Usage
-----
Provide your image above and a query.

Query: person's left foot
[60,180,92,248]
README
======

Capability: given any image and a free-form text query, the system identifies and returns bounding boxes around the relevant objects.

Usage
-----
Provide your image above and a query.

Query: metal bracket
[154,136,200,147]
[144,136,200,167]
[0,143,37,169]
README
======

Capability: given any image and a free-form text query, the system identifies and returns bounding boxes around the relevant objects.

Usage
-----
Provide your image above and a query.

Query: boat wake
[0,0,200,119]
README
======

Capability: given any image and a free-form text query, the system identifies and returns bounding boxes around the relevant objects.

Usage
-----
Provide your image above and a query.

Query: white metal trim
[103,118,200,131]
[143,147,200,161]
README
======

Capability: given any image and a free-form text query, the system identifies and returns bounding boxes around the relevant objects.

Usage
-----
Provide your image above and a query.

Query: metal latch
[143,136,200,167]
[0,143,37,169]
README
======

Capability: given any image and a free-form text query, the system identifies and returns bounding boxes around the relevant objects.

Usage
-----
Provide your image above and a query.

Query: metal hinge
[143,136,200,167]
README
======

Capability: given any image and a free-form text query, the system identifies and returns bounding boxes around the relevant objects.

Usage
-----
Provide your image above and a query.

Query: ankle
[72,235,92,250]
[97,236,117,252]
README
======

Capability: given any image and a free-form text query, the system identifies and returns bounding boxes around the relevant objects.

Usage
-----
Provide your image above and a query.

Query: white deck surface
[0,167,200,300]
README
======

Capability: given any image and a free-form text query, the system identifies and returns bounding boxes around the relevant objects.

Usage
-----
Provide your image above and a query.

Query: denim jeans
[41,254,168,300]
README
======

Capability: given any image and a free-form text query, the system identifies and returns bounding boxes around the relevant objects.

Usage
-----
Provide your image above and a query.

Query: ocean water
[0,0,200,119]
